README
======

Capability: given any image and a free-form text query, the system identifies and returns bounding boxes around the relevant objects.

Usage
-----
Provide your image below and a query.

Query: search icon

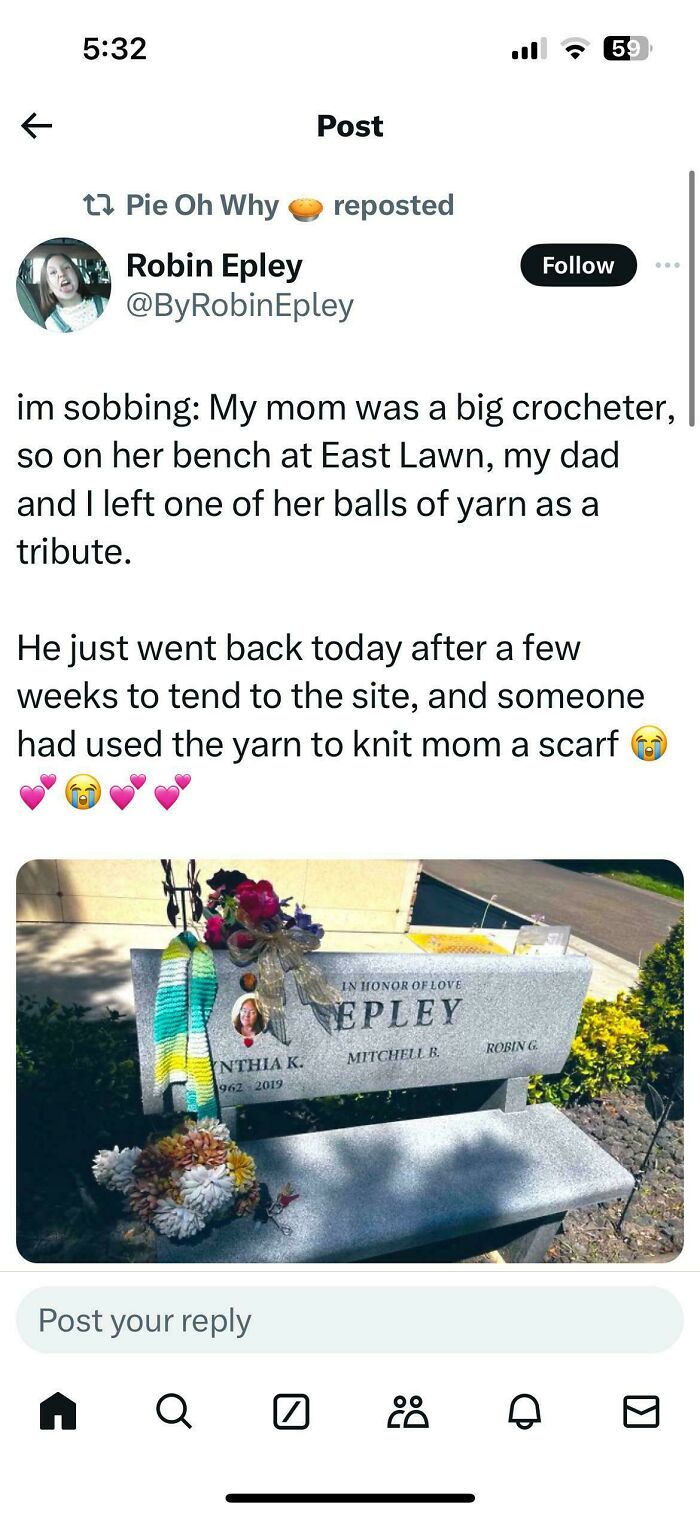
[156,1393,192,1429]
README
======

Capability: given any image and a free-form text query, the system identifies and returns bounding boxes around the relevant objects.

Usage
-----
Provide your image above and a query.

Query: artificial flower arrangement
[202,869,324,952]
[202,869,342,1044]
[93,1116,298,1243]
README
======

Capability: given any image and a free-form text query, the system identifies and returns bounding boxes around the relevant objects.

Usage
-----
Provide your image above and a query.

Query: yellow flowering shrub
[529,993,668,1106]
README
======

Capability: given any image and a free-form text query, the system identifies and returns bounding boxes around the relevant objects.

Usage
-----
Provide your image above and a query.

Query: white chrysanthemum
[179,1163,235,1218]
[194,1116,231,1143]
[92,1146,141,1193]
[152,1197,205,1240]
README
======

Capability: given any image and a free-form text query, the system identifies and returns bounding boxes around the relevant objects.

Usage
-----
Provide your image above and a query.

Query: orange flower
[226,1146,257,1194]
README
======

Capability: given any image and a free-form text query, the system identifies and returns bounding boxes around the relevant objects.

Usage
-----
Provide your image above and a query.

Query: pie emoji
[288,197,324,222]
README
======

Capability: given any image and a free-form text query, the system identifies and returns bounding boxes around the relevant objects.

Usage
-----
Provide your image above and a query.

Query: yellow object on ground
[409,931,509,955]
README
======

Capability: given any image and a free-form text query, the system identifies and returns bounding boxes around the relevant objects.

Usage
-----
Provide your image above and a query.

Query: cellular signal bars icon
[512,38,547,60]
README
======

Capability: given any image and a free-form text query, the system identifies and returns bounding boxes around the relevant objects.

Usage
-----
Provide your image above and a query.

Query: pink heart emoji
[110,785,135,811]
[175,773,191,790]
[20,785,45,811]
[130,773,146,789]
[155,784,180,810]
[40,773,56,789]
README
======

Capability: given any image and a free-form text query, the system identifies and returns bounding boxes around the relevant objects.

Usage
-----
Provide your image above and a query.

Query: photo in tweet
[16,858,683,1265]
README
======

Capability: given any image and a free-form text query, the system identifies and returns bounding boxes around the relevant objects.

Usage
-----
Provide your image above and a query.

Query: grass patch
[545,860,683,900]
[602,870,683,900]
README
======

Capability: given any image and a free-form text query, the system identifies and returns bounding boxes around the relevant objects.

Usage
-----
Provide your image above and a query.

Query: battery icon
[604,36,652,60]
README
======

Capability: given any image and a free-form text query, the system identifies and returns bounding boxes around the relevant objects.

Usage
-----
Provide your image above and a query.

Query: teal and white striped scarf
[153,933,218,1118]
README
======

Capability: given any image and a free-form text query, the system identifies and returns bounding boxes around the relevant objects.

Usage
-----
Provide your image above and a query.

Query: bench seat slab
[156,1102,634,1264]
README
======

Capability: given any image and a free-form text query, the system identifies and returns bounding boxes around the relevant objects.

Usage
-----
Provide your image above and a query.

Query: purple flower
[293,904,324,938]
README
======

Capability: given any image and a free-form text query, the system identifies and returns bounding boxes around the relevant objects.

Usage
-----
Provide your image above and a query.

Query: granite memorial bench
[132,948,634,1263]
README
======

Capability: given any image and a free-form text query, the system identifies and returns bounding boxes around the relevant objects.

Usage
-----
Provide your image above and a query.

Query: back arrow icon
[22,113,53,139]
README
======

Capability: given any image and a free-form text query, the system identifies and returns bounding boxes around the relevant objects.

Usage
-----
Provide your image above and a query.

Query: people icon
[387,1394,429,1429]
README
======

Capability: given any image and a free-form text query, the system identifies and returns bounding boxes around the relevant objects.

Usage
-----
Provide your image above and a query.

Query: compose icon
[273,1393,310,1430]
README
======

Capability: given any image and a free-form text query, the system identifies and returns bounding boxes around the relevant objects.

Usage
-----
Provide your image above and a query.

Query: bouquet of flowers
[202,869,324,953]
[201,868,342,1045]
[93,1117,298,1242]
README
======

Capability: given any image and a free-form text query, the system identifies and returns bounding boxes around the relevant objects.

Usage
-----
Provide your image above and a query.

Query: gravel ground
[545,1088,684,1263]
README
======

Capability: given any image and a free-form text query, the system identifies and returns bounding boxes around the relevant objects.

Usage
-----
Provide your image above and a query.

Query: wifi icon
[561,37,590,59]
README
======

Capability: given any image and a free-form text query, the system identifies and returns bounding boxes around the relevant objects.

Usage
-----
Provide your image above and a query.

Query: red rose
[235,931,256,949]
[204,915,226,947]
[236,878,280,922]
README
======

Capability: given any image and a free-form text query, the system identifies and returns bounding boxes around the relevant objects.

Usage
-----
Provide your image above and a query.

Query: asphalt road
[421,860,682,965]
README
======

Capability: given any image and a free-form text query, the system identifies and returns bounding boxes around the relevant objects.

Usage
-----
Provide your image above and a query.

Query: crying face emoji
[631,727,667,762]
[65,774,101,809]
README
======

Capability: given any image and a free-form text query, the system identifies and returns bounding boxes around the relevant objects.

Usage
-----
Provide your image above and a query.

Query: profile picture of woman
[16,238,111,332]
[232,995,268,1047]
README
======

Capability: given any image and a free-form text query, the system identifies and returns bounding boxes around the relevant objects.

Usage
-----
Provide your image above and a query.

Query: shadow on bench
[157,1102,633,1263]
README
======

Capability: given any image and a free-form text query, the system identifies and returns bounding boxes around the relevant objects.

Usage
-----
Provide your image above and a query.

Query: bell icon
[508,1393,541,1429]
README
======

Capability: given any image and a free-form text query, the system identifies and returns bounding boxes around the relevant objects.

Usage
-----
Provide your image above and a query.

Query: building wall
[16,859,421,934]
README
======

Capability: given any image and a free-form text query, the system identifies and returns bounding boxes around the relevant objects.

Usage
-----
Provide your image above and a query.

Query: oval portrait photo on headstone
[232,991,269,1046]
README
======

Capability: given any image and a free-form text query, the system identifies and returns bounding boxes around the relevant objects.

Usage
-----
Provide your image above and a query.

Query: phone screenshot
[3,4,694,1512]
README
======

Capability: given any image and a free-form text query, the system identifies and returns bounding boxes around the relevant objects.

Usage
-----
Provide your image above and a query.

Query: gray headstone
[132,949,591,1118]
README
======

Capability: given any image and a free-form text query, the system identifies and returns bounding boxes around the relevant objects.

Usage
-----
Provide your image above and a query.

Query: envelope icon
[623,1395,660,1428]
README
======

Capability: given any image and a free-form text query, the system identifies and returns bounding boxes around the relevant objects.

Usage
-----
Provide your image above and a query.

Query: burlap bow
[227,908,343,1045]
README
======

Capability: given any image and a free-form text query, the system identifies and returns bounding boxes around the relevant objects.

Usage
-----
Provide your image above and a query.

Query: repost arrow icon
[21,112,53,139]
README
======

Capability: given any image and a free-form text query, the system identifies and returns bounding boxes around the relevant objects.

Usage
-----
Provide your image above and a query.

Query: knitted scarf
[153,933,218,1118]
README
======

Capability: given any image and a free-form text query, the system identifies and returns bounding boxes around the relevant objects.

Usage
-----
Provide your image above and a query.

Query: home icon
[40,1392,77,1430]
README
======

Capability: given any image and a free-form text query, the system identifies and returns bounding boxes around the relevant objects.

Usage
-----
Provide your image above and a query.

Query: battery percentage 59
[604,36,652,61]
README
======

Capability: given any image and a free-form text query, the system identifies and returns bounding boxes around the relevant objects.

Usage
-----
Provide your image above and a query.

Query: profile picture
[16,237,111,333]
[232,994,268,1045]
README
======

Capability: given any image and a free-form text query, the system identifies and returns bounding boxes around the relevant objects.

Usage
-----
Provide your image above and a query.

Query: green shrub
[529,918,683,1106]
[631,916,683,1069]
[17,997,141,1174]
[17,998,147,1262]
[529,993,663,1106]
